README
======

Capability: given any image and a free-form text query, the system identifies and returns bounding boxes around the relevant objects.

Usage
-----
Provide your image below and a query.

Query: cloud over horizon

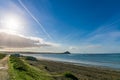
[0,31,59,48]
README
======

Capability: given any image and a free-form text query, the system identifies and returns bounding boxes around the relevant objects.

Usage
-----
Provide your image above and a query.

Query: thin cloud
[84,18,120,40]
[85,31,120,44]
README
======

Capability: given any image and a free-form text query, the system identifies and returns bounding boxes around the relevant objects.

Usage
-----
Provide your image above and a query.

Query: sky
[0,0,120,53]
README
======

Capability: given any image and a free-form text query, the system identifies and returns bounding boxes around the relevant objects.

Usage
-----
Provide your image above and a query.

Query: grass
[9,55,54,80]
[0,53,6,59]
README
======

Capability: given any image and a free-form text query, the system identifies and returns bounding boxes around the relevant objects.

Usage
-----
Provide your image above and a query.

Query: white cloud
[0,31,59,48]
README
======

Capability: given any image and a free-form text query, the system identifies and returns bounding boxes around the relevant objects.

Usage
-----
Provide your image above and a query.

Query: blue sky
[0,0,120,53]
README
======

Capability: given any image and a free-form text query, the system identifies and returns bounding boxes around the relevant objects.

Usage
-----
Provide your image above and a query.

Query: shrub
[44,66,49,71]
[11,53,20,57]
[25,56,37,61]
[64,72,78,80]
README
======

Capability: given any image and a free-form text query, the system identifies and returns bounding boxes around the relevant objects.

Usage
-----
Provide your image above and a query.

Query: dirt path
[0,55,9,80]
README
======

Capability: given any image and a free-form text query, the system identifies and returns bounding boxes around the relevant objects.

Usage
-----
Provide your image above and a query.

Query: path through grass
[0,55,9,80]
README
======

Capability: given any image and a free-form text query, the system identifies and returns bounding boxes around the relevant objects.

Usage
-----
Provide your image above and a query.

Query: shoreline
[30,55,120,71]
[26,57,120,80]
[37,58,120,71]
[21,53,120,70]
[4,53,120,80]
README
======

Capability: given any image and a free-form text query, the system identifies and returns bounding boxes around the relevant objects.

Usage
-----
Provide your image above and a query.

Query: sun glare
[1,14,23,31]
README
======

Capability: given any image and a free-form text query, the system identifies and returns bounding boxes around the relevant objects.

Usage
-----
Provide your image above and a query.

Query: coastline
[37,58,120,71]
[26,58,120,80]
[1,53,120,80]
[21,53,120,70]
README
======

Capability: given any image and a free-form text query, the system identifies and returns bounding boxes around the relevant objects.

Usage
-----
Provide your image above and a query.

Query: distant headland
[19,51,71,54]
[0,51,71,54]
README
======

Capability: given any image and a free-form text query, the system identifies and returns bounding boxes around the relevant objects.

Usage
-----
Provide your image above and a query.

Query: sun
[1,14,23,31]
[5,16,20,30]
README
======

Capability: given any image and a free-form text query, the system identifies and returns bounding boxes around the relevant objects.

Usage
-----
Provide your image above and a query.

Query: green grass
[0,53,6,59]
[9,55,54,80]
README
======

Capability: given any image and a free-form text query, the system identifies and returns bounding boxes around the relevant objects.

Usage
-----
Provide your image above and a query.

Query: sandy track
[0,55,9,80]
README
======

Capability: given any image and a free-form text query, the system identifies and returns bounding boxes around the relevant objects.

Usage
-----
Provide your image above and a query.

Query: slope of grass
[9,55,54,80]
[0,53,6,59]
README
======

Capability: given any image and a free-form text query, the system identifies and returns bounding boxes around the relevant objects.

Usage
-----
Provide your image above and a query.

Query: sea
[22,53,120,69]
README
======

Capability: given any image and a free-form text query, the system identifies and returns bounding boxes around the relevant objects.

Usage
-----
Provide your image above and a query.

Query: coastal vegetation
[24,56,37,61]
[8,54,78,80]
[9,55,53,80]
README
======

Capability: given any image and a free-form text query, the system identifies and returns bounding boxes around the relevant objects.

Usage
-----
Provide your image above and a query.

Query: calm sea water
[22,53,120,69]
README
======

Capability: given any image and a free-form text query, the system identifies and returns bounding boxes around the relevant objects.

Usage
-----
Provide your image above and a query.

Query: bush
[11,53,20,57]
[64,72,78,80]
[25,56,37,61]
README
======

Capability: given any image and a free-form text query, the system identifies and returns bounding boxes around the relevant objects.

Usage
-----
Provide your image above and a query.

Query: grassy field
[9,55,54,80]
[27,59,120,80]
